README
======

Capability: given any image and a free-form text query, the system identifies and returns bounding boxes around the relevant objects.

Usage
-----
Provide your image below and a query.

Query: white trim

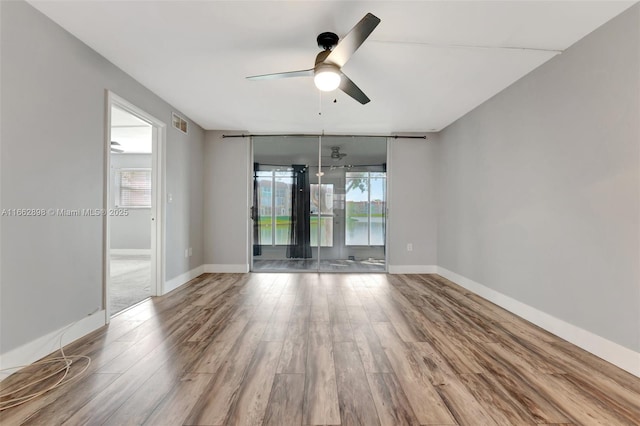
[103,92,112,323]
[385,137,391,273]
[389,265,438,274]
[248,137,253,272]
[436,266,640,377]
[245,137,252,271]
[105,91,166,321]
[110,249,151,256]
[204,264,250,273]
[0,310,106,381]
[164,265,205,294]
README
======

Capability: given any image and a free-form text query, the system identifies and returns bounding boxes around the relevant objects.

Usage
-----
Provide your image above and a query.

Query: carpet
[110,254,151,315]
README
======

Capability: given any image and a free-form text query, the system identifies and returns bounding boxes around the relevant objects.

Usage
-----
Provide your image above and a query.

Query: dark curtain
[287,164,312,258]
[252,162,262,256]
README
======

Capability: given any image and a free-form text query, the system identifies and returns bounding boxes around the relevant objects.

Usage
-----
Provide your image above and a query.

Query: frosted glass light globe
[314,70,341,92]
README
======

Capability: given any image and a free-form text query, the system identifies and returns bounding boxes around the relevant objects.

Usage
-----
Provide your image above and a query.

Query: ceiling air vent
[172,112,188,134]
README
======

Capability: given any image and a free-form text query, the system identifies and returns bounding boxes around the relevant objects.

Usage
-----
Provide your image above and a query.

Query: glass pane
[253,136,320,272]
[369,176,386,246]
[257,174,272,245]
[311,184,334,215]
[319,136,386,272]
[311,216,333,247]
[274,173,293,245]
[345,176,369,246]
[346,171,368,178]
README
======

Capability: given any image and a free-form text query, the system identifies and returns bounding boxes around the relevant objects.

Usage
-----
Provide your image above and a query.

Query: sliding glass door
[252,136,318,271]
[251,135,386,272]
[317,136,387,272]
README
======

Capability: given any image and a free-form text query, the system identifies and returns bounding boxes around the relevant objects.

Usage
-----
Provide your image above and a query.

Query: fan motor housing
[317,32,339,50]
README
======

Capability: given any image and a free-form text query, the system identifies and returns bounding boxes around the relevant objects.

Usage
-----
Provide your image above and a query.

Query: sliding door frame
[249,135,389,273]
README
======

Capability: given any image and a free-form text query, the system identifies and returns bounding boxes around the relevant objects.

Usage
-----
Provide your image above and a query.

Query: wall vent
[172,112,188,134]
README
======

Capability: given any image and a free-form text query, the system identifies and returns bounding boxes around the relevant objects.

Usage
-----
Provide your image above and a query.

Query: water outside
[259,217,384,247]
[346,217,385,246]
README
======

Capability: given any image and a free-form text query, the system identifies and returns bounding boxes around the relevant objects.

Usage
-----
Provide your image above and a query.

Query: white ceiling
[29,1,635,134]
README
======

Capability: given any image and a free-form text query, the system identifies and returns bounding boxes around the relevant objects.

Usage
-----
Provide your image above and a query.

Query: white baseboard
[204,264,250,273]
[388,265,438,274]
[161,263,250,295]
[164,265,205,294]
[436,266,640,378]
[0,309,106,381]
[111,249,151,256]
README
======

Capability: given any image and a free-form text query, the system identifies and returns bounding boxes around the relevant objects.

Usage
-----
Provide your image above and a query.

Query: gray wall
[436,5,639,351]
[0,1,204,353]
[203,131,250,268]
[388,136,438,267]
[167,121,205,276]
[110,154,152,250]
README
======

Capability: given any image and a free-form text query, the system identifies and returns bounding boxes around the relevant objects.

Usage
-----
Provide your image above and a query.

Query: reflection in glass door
[318,136,387,272]
[311,183,334,248]
[252,136,318,271]
[256,170,294,247]
[251,135,387,272]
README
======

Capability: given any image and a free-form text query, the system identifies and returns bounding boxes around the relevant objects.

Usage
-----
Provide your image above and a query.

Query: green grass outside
[259,216,291,226]
[260,214,384,226]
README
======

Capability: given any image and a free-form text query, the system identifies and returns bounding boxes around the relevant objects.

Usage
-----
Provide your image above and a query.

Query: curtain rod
[256,163,385,168]
[222,133,427,139]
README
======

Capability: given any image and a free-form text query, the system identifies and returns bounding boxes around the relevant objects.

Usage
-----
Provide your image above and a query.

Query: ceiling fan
[320,146,347,163]
[246,13,381,105]
[328,146,347,160]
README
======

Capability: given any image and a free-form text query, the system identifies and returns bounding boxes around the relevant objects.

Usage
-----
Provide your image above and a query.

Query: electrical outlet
[189,247,192,257]
[168,193,173,203]
[407,243,413,252]
[184,248,189,258]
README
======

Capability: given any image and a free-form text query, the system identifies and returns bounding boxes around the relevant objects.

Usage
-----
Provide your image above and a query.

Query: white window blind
[118,169,151,207]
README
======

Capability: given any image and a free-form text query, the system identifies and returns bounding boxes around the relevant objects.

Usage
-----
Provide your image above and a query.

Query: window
[117,169,151,208]
[256,170,293,245]
[256,171,334,247]
[310,184,333,247]
[345,171,386,245]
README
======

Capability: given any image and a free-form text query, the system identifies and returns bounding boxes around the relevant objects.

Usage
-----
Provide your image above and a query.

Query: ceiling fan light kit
[314,64,341,91]
[247,13,381,104]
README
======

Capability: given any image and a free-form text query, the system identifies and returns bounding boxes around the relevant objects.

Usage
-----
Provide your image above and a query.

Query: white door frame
[248,137,255,272]
[385,137,391,273]
[104,91,166,321]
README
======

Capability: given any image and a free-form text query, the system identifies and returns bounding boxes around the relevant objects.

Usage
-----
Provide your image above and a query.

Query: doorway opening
[105,93,165,317]
[251,135,387,272]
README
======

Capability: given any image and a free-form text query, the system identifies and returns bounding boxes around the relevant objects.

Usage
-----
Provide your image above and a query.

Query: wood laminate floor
[1,273,639,425]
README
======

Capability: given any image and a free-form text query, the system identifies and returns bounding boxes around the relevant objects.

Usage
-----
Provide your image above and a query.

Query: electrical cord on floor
[0,321,92,411]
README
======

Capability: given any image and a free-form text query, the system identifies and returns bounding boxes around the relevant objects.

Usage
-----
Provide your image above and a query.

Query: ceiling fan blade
[325,13,381,68]
[339,73,370,104]
[111,148,124,153]
[246,69,313,80]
